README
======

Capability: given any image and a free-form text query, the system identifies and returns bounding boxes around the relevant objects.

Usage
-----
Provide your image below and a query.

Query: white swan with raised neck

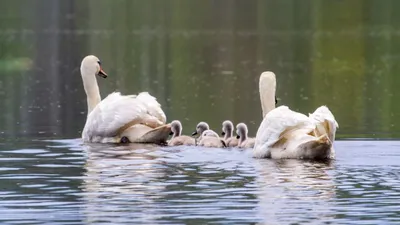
[80,55,170,144]
[253,71,338,160]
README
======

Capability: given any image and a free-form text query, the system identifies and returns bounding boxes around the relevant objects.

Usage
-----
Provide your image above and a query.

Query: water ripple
[0,140,399,224]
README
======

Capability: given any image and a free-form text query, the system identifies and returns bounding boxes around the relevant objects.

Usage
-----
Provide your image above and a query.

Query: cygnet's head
[202,130,220,138]
[221,120,234,137]
[80,55,108,78]
[192,122,210,136]
[236,123,248,140]
[170,120,182,137]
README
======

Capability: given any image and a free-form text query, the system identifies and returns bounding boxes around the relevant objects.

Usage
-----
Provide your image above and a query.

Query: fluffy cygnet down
[198,129,227,148]
[236,123,255,148]
[168,120,196,146]
[221,120,239,147]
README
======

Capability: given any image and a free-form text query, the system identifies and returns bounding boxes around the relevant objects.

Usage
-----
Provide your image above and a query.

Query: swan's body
[253,72,338,160]
[221,120,239,147]
[168,120,196,146]
[236,123,255,149]
[198,130,226,148]
[80,55,171,144]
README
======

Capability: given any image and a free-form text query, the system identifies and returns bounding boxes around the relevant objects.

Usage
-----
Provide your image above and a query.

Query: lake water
[1,140,400,224]
[1,1,400,224]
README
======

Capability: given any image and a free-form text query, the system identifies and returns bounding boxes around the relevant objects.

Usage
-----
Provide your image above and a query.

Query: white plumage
[82,92,166,142]
[253,72,339,160]
[136,92,167,124]
[80,55,170,143]
[309,105,338,142]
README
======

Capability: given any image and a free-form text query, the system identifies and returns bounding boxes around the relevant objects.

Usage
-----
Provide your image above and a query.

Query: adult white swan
[80,55,171,144]
[253,72,338,160]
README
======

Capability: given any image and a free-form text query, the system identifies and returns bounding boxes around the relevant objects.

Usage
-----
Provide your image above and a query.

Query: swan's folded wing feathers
[136,92,167,124]
[83,92,148,139]
[309,105,338,141]
[253,106,314,158]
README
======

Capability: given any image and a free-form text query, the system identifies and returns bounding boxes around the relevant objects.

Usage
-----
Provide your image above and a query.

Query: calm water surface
[0,140,399,224]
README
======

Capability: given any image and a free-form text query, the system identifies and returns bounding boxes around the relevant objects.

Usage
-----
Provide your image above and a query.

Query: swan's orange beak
[97,67,108,78]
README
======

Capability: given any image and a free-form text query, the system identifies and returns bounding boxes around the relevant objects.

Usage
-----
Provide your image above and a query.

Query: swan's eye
[98,61,101,66]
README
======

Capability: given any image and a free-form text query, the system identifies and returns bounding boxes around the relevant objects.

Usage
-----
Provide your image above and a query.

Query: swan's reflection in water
[254,159,335,223]
[81,144,336,224]
[82,143,169,224]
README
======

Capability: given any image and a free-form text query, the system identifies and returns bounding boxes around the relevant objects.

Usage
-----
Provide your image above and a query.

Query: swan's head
[221,120,234,137]
[202,129,219,138]
[259,71,278,117]
[236,123,248,139]
[80,55,108,78]
[260,71,276,86]
[170,120,182,137]
[192,122,210,137]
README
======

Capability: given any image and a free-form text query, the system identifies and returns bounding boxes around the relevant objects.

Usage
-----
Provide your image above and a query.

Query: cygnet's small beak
[169,131,174,135]
[97,67,108,78]
[191,131,198,136]
[221,131,225,136]
[236,135,240,139]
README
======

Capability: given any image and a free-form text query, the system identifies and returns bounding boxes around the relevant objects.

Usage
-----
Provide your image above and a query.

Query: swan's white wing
[253,106,315,158]
[82,92,160,142]
[136,92,166,124]
[309,106,338,142]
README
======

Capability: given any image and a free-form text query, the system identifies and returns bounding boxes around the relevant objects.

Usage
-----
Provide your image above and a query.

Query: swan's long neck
[224,127,232,139]
[82,72,101,115]
[259,72,277,117]
[173,125,182,138]
[224,132,230,139]
[239,131,247,145]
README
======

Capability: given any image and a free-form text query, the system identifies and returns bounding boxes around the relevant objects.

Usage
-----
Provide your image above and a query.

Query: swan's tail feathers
[134,124,172,145]
[317,133,331,146]
[309,106,338,142]
[300,134,332,160]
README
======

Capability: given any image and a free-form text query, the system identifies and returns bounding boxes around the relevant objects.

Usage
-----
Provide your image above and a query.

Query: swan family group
[167,120,255,148]
[81,55,338,160]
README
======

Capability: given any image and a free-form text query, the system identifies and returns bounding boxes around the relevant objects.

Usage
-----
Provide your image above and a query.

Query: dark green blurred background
[0,0,399,139]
